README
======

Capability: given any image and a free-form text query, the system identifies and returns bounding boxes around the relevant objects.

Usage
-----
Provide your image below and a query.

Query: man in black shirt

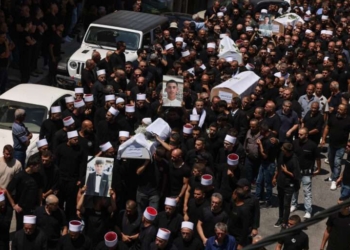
[7,155,43,230]
[81,59,97,94]
[276,215,309,250]
[173,221,202,250]
[48,23,63,86]
[321,104,350,190]
[39,106,63,151]
[302,101,324,145]
[320,197,350,250]
[109,41,126,70]
[273,143,301,228]
[291,128,320,219]
[39,150,60,202]
[336,140,350,200]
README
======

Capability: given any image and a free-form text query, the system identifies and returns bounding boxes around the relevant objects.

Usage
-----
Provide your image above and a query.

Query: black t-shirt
[293,139,320,174]
[137,161,160,196]
[278,230,309,250]
[227,203,251,246]
[187,198,210,227]
[260,134,278,163]
[173,235,202,250]
[49,32,62,57]
[168,163,191,196]
[263,114,281,135]
[198,207,228,238]
[343,154,350,186]
[326,212,350,250]
[276,154,300,191]
[327,114,350,148]
[302,111,324,144]
[0,42,8,68]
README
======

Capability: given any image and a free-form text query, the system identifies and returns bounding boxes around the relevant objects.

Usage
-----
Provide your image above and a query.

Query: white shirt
[163,98,182,107]
[95,175,101,193]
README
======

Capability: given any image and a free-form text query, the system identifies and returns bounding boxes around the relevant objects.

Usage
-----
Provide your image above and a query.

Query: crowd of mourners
[2,0,350,249]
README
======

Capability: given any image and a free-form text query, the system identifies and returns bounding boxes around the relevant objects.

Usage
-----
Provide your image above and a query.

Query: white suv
[56,10,168,89]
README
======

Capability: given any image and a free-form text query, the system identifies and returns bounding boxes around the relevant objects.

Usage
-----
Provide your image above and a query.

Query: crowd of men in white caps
[3,0,350,249]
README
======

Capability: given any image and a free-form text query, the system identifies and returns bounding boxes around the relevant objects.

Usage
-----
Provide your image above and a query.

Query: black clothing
[78,133,99,156]
[227,109,249,144]
[154,211,183,241]
[95,241,128,250]
[198,207,228,238]
[52,129,68,153]
[327,113,350,148]
[293,139,320,175]
[278,230,309,250]
[263,114,281,135]
[12,228,47,250]
[187,198,210,227]
[227,202,251,246]
[39,119,63,150]
[130,224,157,250]
[109,52,126,70]
[57,234,92,250]
[326,212,350,250]
[81,68,96,94]
[39,163,60,195]
[302,111,324,144]
[173,236,202,250]
[276,153,301,191]
[94,106,108,127]
[168,163,191,196]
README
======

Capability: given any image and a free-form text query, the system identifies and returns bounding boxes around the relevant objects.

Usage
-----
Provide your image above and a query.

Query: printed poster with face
[162,75,183,107]
[85,157,113,197]
[259,13,274,37]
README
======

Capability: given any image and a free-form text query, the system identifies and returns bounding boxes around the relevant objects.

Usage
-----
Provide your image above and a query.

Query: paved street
[6,39,341,250]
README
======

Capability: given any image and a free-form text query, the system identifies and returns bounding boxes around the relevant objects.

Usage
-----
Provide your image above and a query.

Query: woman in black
[19,18,36,83]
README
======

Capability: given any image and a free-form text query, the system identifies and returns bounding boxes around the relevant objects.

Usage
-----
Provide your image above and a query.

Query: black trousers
[277,187,294,225]
[58,180,79,221]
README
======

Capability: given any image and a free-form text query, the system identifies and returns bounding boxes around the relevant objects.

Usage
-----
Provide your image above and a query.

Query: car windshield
[85,26,140,50]
[0,99,47,133]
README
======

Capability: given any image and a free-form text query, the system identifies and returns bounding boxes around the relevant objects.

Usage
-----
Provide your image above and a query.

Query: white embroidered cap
[143,206,158,221]
[36,138,48,148]
[104,232,118,247]
[67,130,78,139]
[100,142,112,152]
[23,215,36,224]
[224,134,236,144]
[51,106,61,113]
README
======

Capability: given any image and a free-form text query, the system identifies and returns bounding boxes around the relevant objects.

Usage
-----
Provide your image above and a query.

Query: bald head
[46,194,59,204]
[82,120,93,129]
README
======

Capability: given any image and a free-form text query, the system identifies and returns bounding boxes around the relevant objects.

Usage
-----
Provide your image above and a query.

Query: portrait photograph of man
[259,14,273,37]
[85,158,113,197]
[162,79,183,107]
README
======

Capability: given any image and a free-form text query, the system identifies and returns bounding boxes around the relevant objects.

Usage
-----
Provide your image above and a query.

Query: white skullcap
[226,57,233,62]
[65,96,74,103]
[75,87,84,94]
[164,197,177,207]
[182,42,187,49]
[321,15,328,20]
[227,153,239,166]
[100,142,112,152]
[116,97,125,104]
[63,116,74,126]
[137,94,146,101]
[321,30,327,35]
[305,29,312,34]
[0,191,5,202]
[69,220,82,232]
[190,114,200,121]
[326,30,333,35]
[143,206,158,221]
[217,12,224,17]
[225,134,236,144]
[219,34,226,39]
[74,100,85,108]
[157,228,171,241]
[51,106,61,113]
[181,50,190,57]
[246,63,255,71]
[181,221,194,230]
[305,10,311,15]
[142,118,152,126]
[165,43,174,50]
[207,43,216,49]
[36,138,48,148]
[246,26,253,32]
[324,57,329,61]
[108,107,119,116]
[201,174,213,186]
[104,232,118,248]
[67,130,78,139]
[304,16,310,21]
[97,69,106,76]
[84,94,94,102]
[183,124,193,134]
[105,94,115,102]
[23,215,36,224]
[261,9,268,13]
[125,104,135,113]
[119,131,130,138]
[175,37,184,42]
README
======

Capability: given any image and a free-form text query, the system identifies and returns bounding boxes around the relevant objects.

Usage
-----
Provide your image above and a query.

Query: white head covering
[219,34,226,39]
[181,50,190,57]
[183,124,193,134]
[143,206,158,221]
[75,87,84,94]
[246,26,253,32]
[119,131,130,138]
[125,105,135,113]
[190,114,200,121]
[116,97,125,104]
[224,134,236,144]
[207,43,216,49]
[108,107,119,116]
[201,174,213,186]
[217,12,224,17]
[165,43,174,50]
[97,69,106,76]
[84,94,94,102]
[324,56,329,61]
[104,232,118,247]
[182,42,187,49]
[321,15,328,20]
[105,94,115,102]
[100,142,112,152]
[175,37,184,42]
[181,221,194,230]
[137,94,146,101]
[51,106,61,113]
[157,228,171,240]
[226,57,233,62]
[305,10,311,15]
[67,130,78,139]
[65,96,74,103]
[227,153,239,166]
[36,139,48,148]
[23,215,36,224]
[305,29,312,34]
[63,116,74,126]
[69,220,82,232]
[325,30,333,35]
[245,63,255,71]
[74,100,85,108]
[0,191,4,202]
[142,118,152,126]
[261,9,268,13]
[164,197,177,207]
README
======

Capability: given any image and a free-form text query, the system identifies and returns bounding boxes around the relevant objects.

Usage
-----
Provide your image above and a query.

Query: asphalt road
[6,38,341,250]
